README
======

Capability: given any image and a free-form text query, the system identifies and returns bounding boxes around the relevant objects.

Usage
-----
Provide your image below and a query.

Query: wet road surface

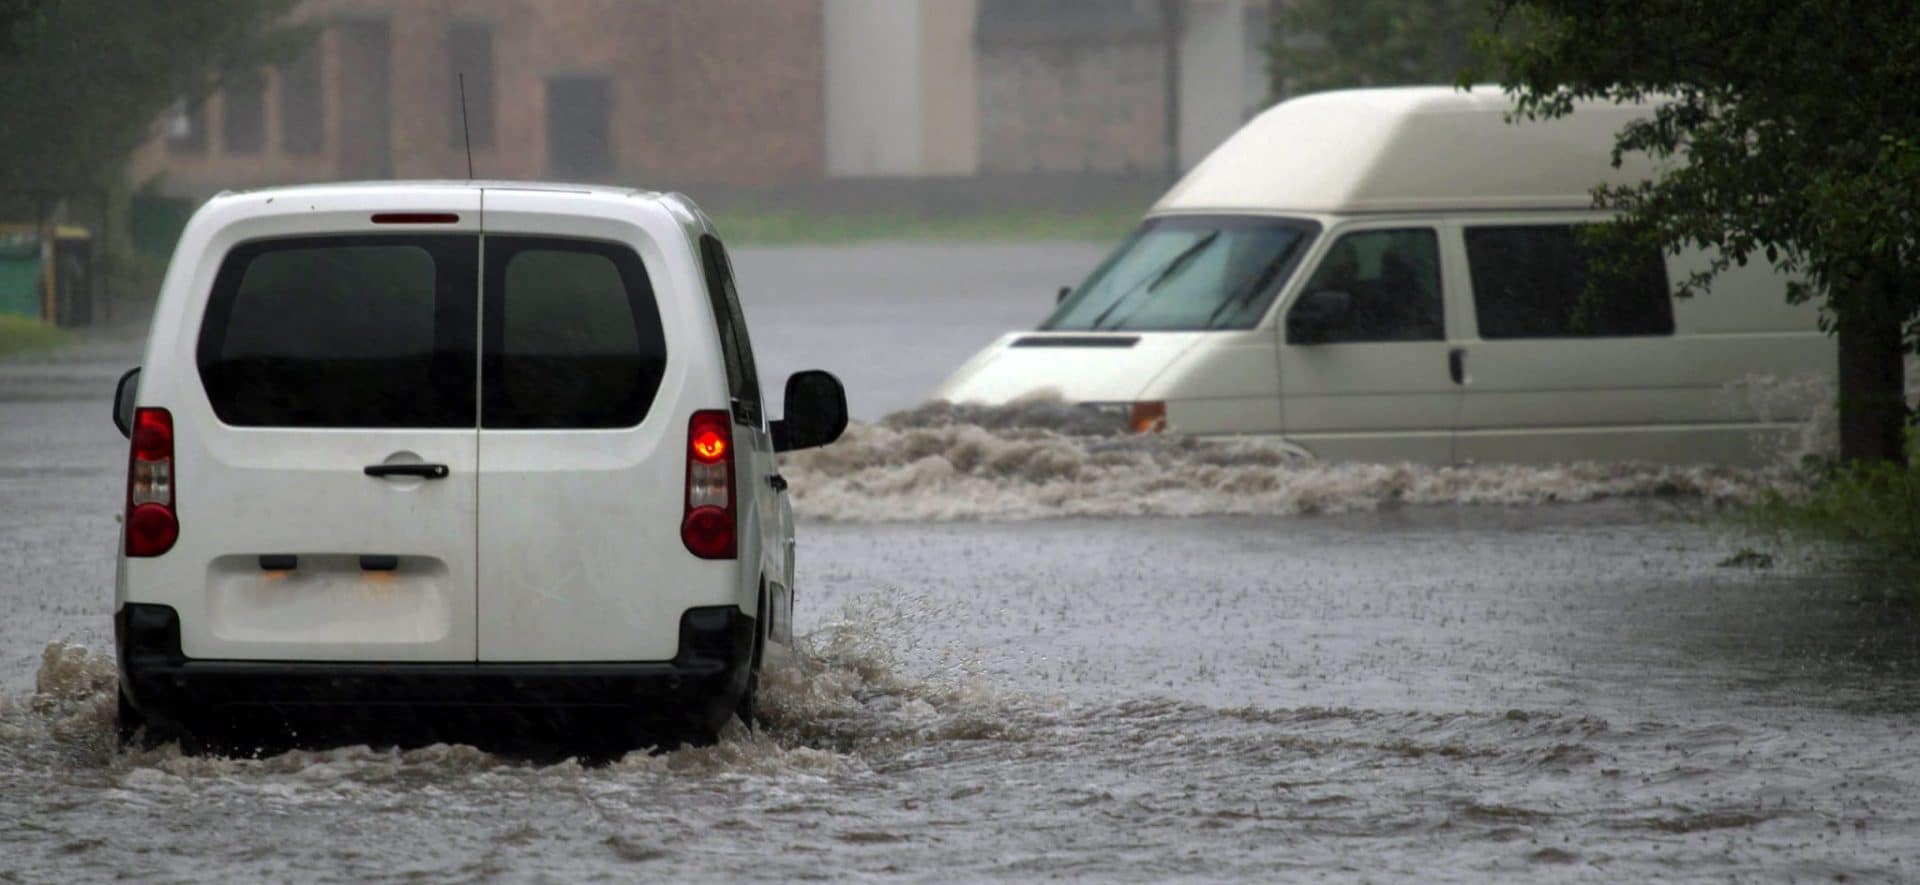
[4,243,1919,881]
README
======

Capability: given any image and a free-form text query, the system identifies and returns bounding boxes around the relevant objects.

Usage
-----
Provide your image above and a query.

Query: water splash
[784,396,1785,522]
[1,592,1023,779]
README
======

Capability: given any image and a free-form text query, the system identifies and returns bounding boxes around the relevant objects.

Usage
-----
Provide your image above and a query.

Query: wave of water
[783,396,1789,523]
[0,592,1030,779]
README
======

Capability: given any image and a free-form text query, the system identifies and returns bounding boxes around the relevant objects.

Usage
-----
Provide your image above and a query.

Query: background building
[132,0,1273,199]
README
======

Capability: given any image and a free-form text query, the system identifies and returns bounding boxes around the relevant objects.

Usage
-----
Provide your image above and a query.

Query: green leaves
[0,0,308,201]
[1488,0,1920,462]
[1487,0,1920,308]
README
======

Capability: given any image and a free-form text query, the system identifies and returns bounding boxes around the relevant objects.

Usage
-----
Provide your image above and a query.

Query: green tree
[1490,0,1920,464]
[1268,0,1492,97]
[0,0,309,204]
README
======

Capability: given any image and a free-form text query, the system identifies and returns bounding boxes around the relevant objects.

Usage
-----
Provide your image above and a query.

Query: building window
[280,46,324,155]
[223,72,267,154]
[546,76,612,180]
[165,101,207,155]
[448,22,495,148]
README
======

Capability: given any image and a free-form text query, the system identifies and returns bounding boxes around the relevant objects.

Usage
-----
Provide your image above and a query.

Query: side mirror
[1286,290,1353,345]
[1056,285,1072,304]
[112,367,140,438]
[770,370,848,453]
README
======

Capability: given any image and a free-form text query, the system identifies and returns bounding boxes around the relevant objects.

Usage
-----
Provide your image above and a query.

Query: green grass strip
[0,315,68,358]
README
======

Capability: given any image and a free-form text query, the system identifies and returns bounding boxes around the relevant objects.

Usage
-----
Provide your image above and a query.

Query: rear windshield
[481,236,668,429]
[197,233,668,430]
[197,235,478,428]
[1044,215,1319,332]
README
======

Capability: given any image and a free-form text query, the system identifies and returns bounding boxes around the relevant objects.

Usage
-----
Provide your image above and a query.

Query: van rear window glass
[1464,225,1673,339]
[482,237,667,429]
[197,236,478,428]
[699,235,763,422]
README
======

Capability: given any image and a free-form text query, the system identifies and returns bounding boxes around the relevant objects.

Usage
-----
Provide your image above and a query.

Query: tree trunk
[1835,285,1909,465]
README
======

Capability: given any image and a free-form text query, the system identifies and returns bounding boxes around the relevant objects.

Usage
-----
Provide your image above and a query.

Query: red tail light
[125,408,178,557]
[682,410,736,559]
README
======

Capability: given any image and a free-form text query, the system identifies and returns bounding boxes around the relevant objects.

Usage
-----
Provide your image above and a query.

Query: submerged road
[2,242,1917,881]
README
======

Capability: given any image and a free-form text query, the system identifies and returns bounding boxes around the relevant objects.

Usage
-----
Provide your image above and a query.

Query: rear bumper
[116,603,755,737]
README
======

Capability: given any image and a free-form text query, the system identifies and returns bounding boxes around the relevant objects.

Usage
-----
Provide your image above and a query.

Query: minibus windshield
[1043,216,1319,332]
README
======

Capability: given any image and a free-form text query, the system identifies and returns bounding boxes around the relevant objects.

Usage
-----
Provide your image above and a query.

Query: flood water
[4,243,1918,881]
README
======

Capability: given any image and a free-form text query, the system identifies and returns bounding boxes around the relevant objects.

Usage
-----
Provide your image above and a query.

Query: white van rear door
[163,220,483,662]
[474,194,700,662]
[1275,224,1459,463]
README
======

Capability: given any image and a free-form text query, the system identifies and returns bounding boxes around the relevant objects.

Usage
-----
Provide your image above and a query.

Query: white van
[109,182,847,751]
[936,88,1834,465]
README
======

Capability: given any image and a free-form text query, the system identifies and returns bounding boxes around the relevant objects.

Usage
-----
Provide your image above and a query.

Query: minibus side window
[1464,225,1673,339]
[1288,228,1443,344]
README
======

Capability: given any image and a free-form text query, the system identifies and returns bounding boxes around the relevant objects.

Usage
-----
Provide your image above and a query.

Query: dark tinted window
[1464,225,1673,339]
[198,236,478,427]
[482,237,667,429]
[699,235,763,420]
[1291,228,1443,343]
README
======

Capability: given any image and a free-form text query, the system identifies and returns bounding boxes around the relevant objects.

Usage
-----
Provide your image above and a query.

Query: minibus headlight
[1129,401,1167,434]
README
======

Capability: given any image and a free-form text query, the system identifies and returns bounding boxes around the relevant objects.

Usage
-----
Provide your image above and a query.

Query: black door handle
[1448,348,1466,385]
[768,474,788,492]
[365,463,450,480]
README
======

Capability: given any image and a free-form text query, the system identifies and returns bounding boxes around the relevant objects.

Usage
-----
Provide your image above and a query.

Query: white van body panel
[932,331,1206,405]
[1154,87,1661,215]
[1446,213,1831,464]
[473,189,750,662]
[126,185,486,661]
[934,88,1834,467]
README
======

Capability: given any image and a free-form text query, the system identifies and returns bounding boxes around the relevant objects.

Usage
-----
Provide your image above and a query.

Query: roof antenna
[457,73,474,179]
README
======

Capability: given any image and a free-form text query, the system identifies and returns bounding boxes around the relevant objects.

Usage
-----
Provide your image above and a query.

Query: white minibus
[936,88,1832,465]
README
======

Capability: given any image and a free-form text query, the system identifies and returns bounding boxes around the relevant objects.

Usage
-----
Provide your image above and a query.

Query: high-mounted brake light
[682,410,736,559]
[371,212,460,224]
[125,408,178,557]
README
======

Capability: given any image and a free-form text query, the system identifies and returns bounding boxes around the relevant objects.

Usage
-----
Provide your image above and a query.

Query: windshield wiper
[1088,231,1220,331]
[1204,238,1301,329]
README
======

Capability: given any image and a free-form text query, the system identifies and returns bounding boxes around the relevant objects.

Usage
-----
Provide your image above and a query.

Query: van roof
[213,180,661,200]
[199,180,710,233]
[1154,87,1663,215]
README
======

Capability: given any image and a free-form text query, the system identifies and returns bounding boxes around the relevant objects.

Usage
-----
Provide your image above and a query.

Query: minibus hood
[932,332,1204,406]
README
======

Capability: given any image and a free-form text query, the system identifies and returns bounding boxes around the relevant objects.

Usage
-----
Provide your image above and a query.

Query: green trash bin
[0,232,41,320]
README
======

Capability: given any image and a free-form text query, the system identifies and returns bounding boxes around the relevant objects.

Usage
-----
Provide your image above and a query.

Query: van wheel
[116,690,184,751]
[115,690,144,749]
